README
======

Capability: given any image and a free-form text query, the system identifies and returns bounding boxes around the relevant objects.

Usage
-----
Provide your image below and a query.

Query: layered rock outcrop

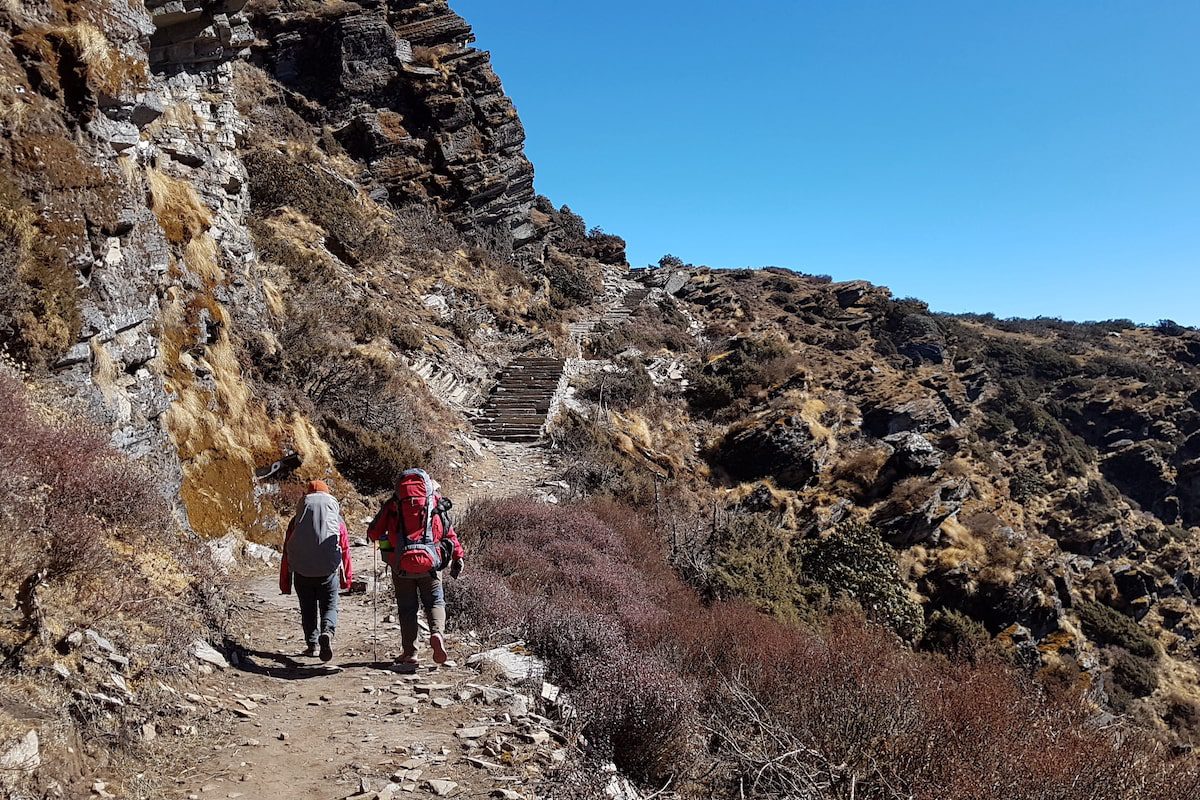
[251,0,541,261]
[0,0,564,538]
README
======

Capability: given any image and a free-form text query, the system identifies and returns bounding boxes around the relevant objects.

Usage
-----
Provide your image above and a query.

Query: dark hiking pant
[294,572,339,645]
[392,571,445,654]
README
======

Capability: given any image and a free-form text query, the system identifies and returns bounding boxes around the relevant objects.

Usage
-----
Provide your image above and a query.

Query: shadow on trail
[335,661,419,673]
[233,648,348,680]
[232,648,417,679]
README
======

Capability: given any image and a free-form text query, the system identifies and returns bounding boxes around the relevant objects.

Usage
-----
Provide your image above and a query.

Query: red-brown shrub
[521,603,628,689]
[0,374,167,590]
[574,654,701,788]
[457,495,1200,798]
[446,566,526,634]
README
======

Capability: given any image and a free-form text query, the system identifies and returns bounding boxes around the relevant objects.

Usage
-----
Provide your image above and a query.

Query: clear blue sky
[455,1,1200,325]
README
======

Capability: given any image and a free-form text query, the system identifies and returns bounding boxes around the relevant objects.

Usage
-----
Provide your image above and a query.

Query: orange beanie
[307,479,330,494]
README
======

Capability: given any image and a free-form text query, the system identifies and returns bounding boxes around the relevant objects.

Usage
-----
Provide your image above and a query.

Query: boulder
[863,397,957,437]
[873,477,970,546]
[425,778,459,796]
[1101,443,1180,525]
[883,431,941,474]
[833,281,873,309]
[190,640,229,670]
[209,534,241,572]
[664,272,689,295]
[243,541,280,566]
[466,643,545,682]
[0,730,39,779]
[716,413,830,490]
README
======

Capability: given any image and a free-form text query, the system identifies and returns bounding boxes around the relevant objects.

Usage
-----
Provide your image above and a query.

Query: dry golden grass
[936,516,987,571]
[183,233,222,284]
[32,22,146,96]
[0,95,29,130]
[261,278,285,319]
[0,182,36,256]
[159,285,345,541]
[148,168,211,244]
[144,101,206,138]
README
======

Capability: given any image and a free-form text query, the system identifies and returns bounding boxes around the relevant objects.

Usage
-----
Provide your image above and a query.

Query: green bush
[709,513,821,620]
[1009,468,1044,503]
[579,356,656,410]
[686,335,798,415]
[390,324,425,351]
[320,416,434,495]
[686,372,736,413]
[1111,650,1159,698]
[1076,600,1158,658]
[798,521,925,641]
[923,609,992,662]
[544,255,601,308]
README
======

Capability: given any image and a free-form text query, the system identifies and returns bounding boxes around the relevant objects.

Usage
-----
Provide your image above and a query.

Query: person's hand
[449,559,464,579]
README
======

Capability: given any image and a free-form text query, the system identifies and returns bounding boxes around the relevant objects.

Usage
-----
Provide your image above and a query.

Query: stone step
[484,400,549,407]
[485,433,542,443]
[494,385,558,391]
[490,384,557,389]
[475,350,569,442]
[496,371,562,379]
[489,392,557,399]
[480,422,549,429]
[476,422,543,430]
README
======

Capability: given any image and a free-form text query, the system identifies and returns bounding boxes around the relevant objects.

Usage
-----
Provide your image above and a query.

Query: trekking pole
[371,543,379,664]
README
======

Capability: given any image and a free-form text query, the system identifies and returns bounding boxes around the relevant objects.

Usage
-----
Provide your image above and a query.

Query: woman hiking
[279,480,352,662]
[367,469,464,666]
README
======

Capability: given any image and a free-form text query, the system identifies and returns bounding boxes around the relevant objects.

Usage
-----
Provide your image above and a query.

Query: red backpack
[390,469,445,575]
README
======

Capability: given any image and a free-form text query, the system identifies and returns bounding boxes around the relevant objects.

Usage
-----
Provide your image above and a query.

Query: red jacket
[367,495,464,566]
[279,517,352,594]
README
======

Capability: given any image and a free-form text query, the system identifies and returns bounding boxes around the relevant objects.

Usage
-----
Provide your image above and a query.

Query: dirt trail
[161,283,642,800]
[168,543,563,800]
[169,434,567,799]
[455,442,560,505]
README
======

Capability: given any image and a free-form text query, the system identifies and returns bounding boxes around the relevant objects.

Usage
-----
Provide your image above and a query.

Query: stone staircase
[601,286,650,326]
[477,272,650,444]
[473,355,566,443]
[567,282,650,341]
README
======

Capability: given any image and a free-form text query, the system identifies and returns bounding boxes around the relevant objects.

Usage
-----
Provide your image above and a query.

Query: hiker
[279,480,352,662]
[367,469,464,665]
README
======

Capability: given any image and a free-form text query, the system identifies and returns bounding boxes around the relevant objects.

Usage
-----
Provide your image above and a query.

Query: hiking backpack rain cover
[286,492,344,578]
[391,469,444,575]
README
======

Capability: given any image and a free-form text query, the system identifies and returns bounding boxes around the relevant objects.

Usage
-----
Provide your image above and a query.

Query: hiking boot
[301,643,317,658]
[396,649,418,665]
[430,633,448,665]
[318,632,334,662]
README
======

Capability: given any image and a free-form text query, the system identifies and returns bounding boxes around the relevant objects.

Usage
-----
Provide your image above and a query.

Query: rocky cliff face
[0,0,597,542]
[250,0,541,259]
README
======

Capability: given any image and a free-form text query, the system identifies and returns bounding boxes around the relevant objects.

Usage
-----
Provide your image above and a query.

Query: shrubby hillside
[558,264,1200,745]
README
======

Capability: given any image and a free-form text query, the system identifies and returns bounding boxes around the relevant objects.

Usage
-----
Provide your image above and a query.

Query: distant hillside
[557,264,1200,739]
